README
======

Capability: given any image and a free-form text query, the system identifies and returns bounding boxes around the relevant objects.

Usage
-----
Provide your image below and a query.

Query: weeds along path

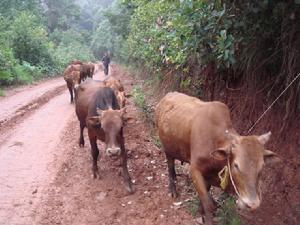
[0,66,195,225]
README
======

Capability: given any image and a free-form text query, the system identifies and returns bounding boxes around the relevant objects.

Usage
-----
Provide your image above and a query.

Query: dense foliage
[0,0,111,86]
[102,0,299,76]
[96,0,299,120]
[1,0,299,119]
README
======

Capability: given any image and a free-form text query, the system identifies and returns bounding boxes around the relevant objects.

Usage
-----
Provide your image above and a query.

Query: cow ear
[86,116,100,128]
[264,149,281,164]
[258,131,271,145]
[211,149,229,161]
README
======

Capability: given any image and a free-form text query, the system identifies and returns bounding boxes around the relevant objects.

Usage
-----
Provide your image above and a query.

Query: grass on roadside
[216,196,241,225]
[185,194,241,225]
[131,85,146,110]
[0,88,4,96]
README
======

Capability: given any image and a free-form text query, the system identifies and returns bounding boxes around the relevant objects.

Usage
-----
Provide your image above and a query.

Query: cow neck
[227,148,242,199]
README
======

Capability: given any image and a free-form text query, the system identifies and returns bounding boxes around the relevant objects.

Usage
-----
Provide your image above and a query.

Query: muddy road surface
[0,67,194,225]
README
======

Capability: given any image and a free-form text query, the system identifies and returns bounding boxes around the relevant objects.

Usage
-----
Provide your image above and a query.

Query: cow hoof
[168,186,178,198]
[93,172,99,179]
[204,216,214,225]
[125,184,134,194]
[92,170,101,180]
[168,191,178,199]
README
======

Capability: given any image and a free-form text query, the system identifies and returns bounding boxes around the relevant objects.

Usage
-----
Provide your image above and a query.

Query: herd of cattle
[63,61,280,225]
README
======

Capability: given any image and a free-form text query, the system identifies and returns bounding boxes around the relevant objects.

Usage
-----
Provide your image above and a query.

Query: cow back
[75,80,105,124]
[155,92,232,162]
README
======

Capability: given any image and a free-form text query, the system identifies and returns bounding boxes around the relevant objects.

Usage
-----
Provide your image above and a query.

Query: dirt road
[0,67,194,225]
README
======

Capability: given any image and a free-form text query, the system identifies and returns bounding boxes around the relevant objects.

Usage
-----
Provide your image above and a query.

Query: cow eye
[233,163,239,170]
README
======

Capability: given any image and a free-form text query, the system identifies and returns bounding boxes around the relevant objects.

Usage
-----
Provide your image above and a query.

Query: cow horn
[225,130,237,140]
[258,131,271,145]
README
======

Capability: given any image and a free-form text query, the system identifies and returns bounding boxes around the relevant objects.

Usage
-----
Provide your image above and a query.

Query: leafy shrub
[0,70,13,85]
[186,197,201,218]
[12,64,33,84]
[216,197,241,225]
[131,85,146,110]
[10,11,55,73]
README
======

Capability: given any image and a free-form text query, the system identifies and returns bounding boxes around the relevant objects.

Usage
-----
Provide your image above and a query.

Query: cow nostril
[246,201,260,211]
[106,148,121,156]
[245,203,252,209]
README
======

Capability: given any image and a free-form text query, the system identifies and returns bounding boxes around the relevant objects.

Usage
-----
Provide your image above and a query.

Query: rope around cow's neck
[227,153,242,199]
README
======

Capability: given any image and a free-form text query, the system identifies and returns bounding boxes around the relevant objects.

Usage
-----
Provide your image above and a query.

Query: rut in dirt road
[0,77,66,143]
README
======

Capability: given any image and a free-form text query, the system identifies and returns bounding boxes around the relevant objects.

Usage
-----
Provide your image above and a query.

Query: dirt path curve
[0,66,194,225]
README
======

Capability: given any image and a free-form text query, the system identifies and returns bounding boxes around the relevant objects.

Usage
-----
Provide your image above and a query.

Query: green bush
[10,11,55,73]
[216,197,241,225]
[131,85,146,110]
[0,70,13,85]
[186,197,201,218]
[12,64,33,84]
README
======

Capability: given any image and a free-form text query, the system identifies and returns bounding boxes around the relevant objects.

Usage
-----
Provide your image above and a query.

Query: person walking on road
[102,52,110,76]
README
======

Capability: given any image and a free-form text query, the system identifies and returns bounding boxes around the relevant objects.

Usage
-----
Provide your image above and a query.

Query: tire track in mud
[0,84,66,145]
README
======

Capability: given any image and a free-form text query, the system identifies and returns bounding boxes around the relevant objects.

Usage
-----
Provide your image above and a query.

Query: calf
[155,92,280,225]
[75,82,133,193]
[104,76,126,108]
[63,65,81,103]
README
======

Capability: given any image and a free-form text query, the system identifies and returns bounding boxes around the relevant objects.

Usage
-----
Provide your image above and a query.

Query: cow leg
[120,135,133,194]
[88,133,100,179]
[67,83,73,103]
[165,153,178,198]
[190,164,215,225]
[79,121,85,147]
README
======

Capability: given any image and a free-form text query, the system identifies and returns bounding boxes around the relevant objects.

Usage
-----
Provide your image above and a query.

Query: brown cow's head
[116,91,126,108]
[88,108,126,156]
[211,131,280,211]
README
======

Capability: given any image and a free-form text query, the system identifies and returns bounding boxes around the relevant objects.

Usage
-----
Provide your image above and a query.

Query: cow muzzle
[105,147,121,156]
[237,197,261,211]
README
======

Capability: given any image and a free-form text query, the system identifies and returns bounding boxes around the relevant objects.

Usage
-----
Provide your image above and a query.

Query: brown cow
[74,79,105,145]
[75,81,133,193]
[79,63,95,81]
[63,64,81,103]
[103,75,126,108]
[63,61,96,103]
[155,92,280,225]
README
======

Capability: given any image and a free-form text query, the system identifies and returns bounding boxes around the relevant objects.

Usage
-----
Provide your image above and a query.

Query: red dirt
[1,65,297,225]
[0,66,196,225]
[131,65,300,225]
